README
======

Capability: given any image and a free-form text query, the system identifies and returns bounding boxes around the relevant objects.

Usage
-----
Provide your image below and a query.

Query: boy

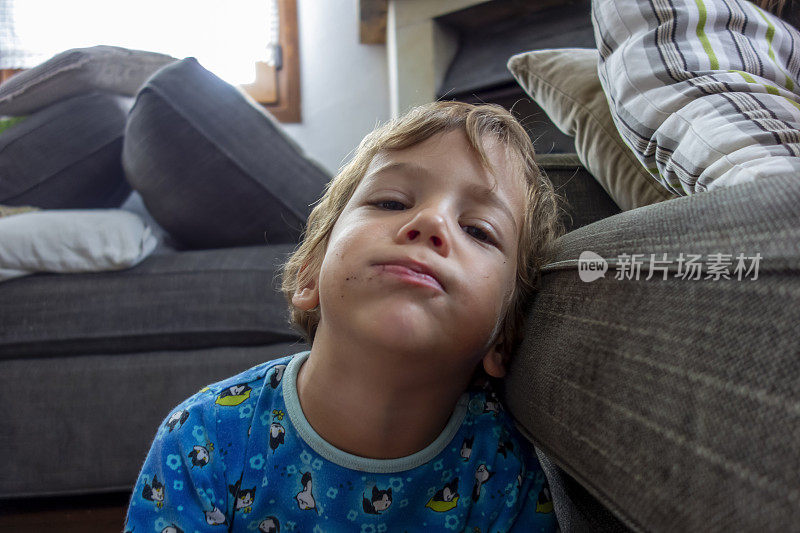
[125,101,563,532]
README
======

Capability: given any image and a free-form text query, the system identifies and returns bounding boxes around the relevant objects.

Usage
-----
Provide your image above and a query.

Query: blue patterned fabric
[125,351,557,532]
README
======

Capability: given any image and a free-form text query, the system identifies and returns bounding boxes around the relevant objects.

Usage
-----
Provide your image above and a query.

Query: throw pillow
[0,209,158,282]
[0,46,176,116]
[123,57,330,249]
[593,0,800,195]
[0,93,133,208]
[508,48,678,210]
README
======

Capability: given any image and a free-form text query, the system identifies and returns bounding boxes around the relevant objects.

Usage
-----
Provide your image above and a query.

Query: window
[0,0,300,121]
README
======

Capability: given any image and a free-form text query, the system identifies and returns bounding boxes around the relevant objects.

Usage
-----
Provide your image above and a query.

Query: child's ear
[292,266,320,311]
[481,343,508,378]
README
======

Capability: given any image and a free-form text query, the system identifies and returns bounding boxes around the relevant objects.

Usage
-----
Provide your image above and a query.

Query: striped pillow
[592,0,800,195]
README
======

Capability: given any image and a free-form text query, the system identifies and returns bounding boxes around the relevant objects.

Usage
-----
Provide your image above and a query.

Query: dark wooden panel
[436,0,573,30]
[437,0,593,97]
[451,82,576,155]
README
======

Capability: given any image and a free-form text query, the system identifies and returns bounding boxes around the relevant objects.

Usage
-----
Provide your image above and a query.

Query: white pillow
[0,209,158,282]
[593,0,800,195]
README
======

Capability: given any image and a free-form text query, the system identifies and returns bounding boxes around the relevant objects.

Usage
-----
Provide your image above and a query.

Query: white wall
[281,0,390,176]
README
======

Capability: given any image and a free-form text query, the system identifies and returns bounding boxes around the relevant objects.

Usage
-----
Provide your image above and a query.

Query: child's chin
[368,300,439,326]
[363,309,443,349]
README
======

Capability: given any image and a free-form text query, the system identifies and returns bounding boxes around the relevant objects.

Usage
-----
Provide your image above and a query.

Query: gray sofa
[0,57,327,497]
[1,58,798,533]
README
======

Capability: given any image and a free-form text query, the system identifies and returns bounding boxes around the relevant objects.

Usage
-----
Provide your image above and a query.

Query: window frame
[1,0,302,123]
[249,0,301,123]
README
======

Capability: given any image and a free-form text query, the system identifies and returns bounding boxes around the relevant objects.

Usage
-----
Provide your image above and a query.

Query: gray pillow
[123,57,330,249]
[0,93,133,208]
[508,49,678,211]
[0,46,176,116]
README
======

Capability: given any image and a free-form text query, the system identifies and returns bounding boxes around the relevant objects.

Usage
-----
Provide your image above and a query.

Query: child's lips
[374,262,445,292]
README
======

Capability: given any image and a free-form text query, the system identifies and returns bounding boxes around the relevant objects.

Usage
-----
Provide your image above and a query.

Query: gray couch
[1,59,798,533]
[0,152,609,493]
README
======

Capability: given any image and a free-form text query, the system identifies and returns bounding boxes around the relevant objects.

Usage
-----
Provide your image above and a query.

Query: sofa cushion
[123,57,330,249]
[0,244,302,359]
[536,154,621,232]
[592,0,800,195]
[0,92,133,208]
[508,48,677,211]
[504,173,800,531]
[0,342,304,498]
[0,45,176,116]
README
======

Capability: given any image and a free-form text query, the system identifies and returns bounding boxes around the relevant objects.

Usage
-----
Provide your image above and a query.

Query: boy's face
[293,129,525,377]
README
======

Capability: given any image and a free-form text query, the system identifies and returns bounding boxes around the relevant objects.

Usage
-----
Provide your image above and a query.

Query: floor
[0,492,130,533]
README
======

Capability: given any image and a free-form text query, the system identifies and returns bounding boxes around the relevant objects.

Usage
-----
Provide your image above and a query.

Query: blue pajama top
[125,351,557,533]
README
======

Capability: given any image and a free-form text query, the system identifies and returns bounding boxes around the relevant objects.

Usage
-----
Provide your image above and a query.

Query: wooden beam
[262,0,301,122]
[0,69,23,85]
[359,0,387,44]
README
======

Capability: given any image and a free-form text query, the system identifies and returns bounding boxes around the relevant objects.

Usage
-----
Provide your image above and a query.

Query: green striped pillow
[593,0,800,195]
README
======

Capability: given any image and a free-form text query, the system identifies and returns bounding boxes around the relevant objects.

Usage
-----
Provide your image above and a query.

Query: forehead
[360,130,526,220]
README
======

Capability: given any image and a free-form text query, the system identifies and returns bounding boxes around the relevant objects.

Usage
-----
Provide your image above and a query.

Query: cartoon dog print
[188,444,211,468]
[270,365,287,388]
[362,485,392,514]
[295,471,317,512]
[460,436,474,461]
[258,516,280,532]
[229,479,256,514]
[215,383,252,406]
[425,477,459,512]
[483,392,501,415]
[536,483,554,514]
[204,506,227,525]
[142,474,165,508]
[269,422,285,452]
[165,409,189,432]
[471,464,494,502]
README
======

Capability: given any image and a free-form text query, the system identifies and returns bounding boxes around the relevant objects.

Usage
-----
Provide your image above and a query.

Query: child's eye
[462,225,496,245]
[375,200,406,210]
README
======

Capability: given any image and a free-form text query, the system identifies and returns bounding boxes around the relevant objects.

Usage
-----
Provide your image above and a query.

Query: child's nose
[398,211,450,255]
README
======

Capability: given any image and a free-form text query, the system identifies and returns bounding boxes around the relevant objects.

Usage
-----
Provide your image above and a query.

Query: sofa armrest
[505,173,800,530]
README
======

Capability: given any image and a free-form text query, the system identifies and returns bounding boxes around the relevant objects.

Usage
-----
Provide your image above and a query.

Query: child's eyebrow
[365,161,430,181]
[365,161,518,232]
[465,182,518,233]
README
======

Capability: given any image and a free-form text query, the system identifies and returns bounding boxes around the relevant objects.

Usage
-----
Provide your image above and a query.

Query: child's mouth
[374,263,445,292]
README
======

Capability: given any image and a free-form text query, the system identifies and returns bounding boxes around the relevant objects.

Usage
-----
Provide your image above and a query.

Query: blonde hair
[281,101,565,356]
